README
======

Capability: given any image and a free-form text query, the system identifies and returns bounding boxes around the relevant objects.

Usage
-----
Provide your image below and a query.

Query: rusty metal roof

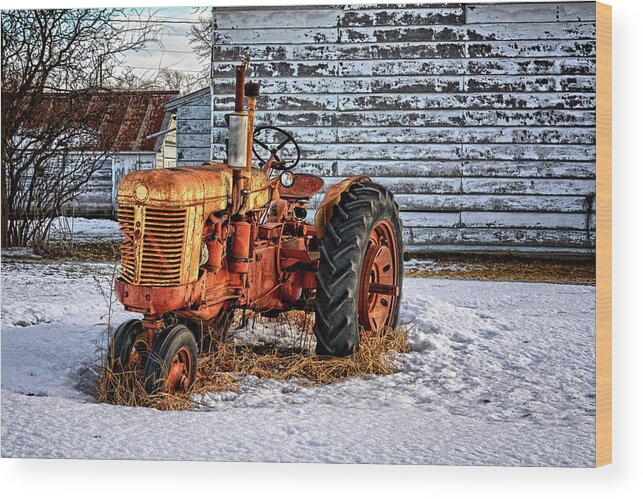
[32,91,180,152]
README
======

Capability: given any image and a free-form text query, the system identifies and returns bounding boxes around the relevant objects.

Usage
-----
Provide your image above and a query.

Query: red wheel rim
[358,219,399,334]
[164,347,193,392]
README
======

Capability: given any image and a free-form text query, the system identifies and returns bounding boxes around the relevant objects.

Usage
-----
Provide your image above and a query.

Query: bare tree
[157,68,202,95]
[188,7,212,86]
[1,9,162,247]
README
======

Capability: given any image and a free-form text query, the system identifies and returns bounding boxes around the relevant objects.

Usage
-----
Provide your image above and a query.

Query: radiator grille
[118,205,187,286]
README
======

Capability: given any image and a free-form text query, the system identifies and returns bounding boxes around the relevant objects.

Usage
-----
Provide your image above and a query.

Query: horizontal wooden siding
[175,91,212,167]
[211,2,596,255]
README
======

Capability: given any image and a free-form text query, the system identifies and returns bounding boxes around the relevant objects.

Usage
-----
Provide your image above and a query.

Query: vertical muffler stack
[227,61,249,169]
[228,57,252,274]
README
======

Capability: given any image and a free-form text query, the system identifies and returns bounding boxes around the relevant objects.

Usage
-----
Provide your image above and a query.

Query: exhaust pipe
[227,58,249,168]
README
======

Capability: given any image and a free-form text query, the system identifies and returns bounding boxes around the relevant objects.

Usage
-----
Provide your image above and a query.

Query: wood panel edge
[595,1,612,468]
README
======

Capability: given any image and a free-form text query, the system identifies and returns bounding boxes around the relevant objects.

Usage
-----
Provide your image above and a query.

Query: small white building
[58,90,180,217]
[163,88,212,168]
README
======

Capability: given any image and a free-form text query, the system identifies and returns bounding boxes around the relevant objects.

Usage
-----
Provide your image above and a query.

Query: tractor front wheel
[143,324,198,393]
[109,319,148,373]
[314,181,403,357]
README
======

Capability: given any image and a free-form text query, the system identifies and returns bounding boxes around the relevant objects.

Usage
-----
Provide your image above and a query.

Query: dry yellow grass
[405,254,595,284]
[97,312,411,411]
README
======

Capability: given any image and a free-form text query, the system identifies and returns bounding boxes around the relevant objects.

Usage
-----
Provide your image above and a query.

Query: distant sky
[122,7,205,79]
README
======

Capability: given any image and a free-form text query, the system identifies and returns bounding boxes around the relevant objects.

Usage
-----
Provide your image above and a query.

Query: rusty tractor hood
[117,162,270,213]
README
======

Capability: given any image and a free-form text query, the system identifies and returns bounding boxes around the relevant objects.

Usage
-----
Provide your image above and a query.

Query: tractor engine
[114,163,318,322]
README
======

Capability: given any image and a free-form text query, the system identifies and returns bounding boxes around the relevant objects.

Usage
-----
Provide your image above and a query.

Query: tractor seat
[278,173,325,200]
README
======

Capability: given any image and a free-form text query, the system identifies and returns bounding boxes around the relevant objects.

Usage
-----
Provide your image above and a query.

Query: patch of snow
[0,247,43,260]
[405,257,471,274]
[49,216,120,242]
[231,315,316,352]
[1,259,596,465]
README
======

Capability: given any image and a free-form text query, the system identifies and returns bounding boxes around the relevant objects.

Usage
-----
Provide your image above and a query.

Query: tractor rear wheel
[143,324,198,393]
[109,319,148,373]
[314,181,403,357]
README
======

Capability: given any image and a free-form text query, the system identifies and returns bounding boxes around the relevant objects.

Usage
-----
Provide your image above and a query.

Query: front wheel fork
[141,316,165,352]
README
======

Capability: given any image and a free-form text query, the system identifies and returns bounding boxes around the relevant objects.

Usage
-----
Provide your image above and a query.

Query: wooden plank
[463,178,596,196]
[463,144,596,161]
[340,127,595,145]
[178,119,210,134]
[323,176,461,194]
[404,227,594,247]
[340,25,466,42]
[178,148,212,162]
[465,110,595,127]
[595,1,611,468]
[465,75,595,92]
[467,40,595,58]
[213,75,463,94]
[214,109,467,127]
[399,211,461,228]
[313,159,593,180]
[216,125,593,146]
[465,2,596,24]
[561,1,599,23]
[213,42,465,61]
[404,243,594,255]
[214,94,338,111]
[340,6,465,27]
[466,22,595,41]
[213,109,595,129]
[339,58,464,76]
[382,194,592,213]
[213,61,340,78]
[466,58,595,76]
[214,8,339,29]
[177,134,211,149]
[213,126,337,144]
[336,57,595,77]
[212,143,463,161]
[214,27,340,45]
[177,105,211,120]
[296,160,463,177]
[340,92,596,110]
[461,211,595,230]
[462,160,595,179]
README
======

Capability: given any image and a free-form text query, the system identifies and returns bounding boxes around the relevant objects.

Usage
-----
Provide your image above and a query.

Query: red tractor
[110,59,404,393]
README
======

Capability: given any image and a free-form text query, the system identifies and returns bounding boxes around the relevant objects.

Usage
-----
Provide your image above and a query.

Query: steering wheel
[253,125,300,171]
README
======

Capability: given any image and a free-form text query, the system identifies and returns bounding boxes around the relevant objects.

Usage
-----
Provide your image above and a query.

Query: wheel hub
[165,347,193,392]
[358,219,399,334]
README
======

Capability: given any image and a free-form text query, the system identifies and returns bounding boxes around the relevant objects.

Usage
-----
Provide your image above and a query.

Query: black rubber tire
[109,319,144,373]
[143,324,198,394]
[314,181,404,357]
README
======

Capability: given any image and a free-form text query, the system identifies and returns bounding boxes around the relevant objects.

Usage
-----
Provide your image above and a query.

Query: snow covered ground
[49,216,120,242]
[1,255,596,466]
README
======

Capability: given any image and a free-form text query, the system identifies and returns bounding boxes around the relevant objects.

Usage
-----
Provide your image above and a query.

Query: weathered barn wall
[210,2,596,255]
[171,88,212,167]
[70,152,156,217]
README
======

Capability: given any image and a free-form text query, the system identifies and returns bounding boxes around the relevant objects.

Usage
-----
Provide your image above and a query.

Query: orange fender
[314,176,371,241]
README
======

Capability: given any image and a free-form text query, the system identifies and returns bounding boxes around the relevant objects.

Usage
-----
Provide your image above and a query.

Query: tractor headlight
[134,183,149,203]
[280,171,295,188]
